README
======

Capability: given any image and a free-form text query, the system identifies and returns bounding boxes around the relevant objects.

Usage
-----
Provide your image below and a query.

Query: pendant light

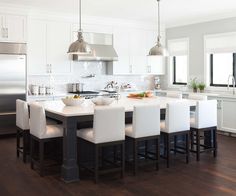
[148,0,168,56]
[68,0,92,55]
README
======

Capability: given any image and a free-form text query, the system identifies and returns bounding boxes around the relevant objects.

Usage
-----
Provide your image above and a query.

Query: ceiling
[1,0,236,27]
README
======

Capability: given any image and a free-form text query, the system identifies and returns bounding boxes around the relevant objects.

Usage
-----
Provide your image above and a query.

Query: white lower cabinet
[209,97,236,133]
[218,98,236,133]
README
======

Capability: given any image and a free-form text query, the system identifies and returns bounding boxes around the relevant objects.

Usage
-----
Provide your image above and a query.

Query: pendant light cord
[158,0,160,38]
[79,0,82,31]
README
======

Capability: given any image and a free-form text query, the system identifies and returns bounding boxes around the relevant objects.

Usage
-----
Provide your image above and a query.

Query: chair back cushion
[165,101,190,133]
[16,99,29,130]
[188,94,207,100]
[29,103,47,138]
[133,104,160,138]
[93,107,125,144]
[166,92,182,99]
[195,100,217,129]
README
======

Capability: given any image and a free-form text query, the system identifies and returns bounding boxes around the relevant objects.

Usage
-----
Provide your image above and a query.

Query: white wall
[164,17,236,90]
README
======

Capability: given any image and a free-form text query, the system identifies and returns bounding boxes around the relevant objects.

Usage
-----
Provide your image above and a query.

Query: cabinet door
[47,21,72,74]
[5,15,26,42]
[28,19,47,75]
[0,15,5,40]
[129,29,147,74]
[113,28,130,74]
[146,30,165,75]
[221,99,236,133]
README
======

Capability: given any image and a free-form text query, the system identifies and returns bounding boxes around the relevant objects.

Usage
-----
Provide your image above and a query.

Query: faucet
[227,75,236,95]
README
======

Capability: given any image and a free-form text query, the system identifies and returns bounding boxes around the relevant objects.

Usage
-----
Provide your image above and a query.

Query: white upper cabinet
[28,19,72,75]
[112,27,130,74]
[0,14,26,43]
[28,20,47,75]
[47,21,72,74]
[112,27,165,75]
[129,28,147,74]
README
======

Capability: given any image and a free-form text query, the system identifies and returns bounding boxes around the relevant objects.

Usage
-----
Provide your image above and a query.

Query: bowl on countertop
[91,96,115,106]
[61,97,85,106]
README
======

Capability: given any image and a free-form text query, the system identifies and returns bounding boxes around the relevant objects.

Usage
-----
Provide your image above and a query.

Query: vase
[193,88,198,93]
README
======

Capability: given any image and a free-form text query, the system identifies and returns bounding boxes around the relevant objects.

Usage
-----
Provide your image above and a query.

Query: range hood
[72,32,118,61]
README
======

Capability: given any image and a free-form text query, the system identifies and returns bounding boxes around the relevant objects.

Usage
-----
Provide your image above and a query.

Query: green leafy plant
[189,78,198,92]
[198,82,206,91]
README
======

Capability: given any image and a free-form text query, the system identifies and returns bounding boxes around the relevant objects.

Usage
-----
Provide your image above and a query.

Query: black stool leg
[156,137,159,171]
[16,129,20,158]
[23,131,27,163]
[133,139,138,175]
[196,130,200,161]
[166,134,170,168]
[186,133,189,164]
[174,136,177,155]
[30,136,34,170]
[190,130,194,151]
[213,128,217,158]
[39,140,45,177]
[121,142,125,178]
[145,140,148,159]
[94,145,99,183]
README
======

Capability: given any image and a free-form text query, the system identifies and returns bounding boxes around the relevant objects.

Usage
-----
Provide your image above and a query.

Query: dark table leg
[61,116,79,183]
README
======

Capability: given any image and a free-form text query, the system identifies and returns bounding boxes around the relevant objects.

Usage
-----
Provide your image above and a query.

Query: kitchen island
[36,96,197,183]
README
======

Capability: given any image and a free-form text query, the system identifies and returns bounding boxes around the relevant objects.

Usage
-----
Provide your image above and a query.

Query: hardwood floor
[0,134,236,196]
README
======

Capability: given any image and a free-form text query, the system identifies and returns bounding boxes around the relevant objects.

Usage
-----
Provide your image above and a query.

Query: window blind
[205,32,236,53]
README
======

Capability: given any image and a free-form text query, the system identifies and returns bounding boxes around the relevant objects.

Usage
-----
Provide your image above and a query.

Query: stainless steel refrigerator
[0,43,27,135]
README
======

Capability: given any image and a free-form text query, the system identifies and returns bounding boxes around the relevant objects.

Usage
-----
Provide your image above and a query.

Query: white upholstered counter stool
[166,91,182,99]
[188,94,207,117]
[125,105,160,175]
[29,103,63,176]
[16,99,30,163]
[161,101,190,168]
[77,107,125,183]
[190,100,217,161]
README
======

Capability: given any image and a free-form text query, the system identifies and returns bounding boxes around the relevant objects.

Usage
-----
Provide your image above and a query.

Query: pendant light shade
[68,32,92,55]
[149,38,168,56]
[68,0,92,55]
[148,0,168,56]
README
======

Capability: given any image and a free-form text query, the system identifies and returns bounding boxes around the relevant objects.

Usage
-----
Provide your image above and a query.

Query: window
[173,55,188,85]
[205,32,236,87]
[168,38,189,86]
[210,53,236,86]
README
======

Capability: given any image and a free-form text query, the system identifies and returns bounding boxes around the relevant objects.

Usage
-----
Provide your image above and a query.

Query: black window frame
[210,53,236,87]
[173,56,188,85]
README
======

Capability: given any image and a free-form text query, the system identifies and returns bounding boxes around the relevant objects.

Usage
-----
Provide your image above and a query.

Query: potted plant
[189,78,198,93]
[198,82,206,93]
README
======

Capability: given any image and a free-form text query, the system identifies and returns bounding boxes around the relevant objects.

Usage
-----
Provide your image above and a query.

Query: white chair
[190,100,217,161]
[77,107,125,183]
[125,104,160,175]
[188,94,207,117]
[166,91,182,99]
[16,99,30,163]
[161,101,190,168]
[30,103,63,176]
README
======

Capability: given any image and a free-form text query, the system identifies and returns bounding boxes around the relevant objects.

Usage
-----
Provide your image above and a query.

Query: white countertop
[36,96,197,117]
[154,89,236,99]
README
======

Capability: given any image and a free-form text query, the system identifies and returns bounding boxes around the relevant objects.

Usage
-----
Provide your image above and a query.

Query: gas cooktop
[68,91,99,95]
[68,91,119,99]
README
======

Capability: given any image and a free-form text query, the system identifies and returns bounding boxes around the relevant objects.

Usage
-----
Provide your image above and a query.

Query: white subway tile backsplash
[28,62,155,94]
